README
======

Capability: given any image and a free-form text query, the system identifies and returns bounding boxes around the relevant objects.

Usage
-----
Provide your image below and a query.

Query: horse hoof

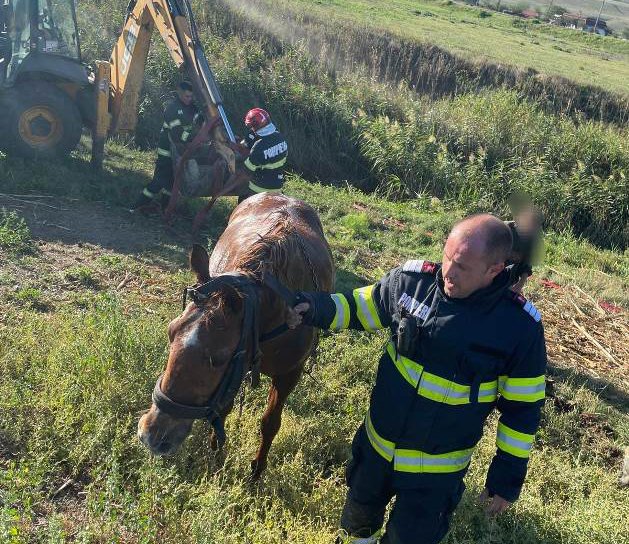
[250,459,265,481]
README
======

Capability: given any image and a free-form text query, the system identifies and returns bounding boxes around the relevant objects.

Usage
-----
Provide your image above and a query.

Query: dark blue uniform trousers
[341,425,465,544]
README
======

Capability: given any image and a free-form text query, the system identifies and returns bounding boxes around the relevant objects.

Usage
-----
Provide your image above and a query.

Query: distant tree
[547,5,568,19]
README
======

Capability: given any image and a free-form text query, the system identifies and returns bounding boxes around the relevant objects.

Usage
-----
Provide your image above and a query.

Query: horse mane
[201,207,306,321]
[234,207,304,285]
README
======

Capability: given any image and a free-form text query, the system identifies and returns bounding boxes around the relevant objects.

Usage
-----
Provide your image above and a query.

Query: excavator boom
[92,0,235,169]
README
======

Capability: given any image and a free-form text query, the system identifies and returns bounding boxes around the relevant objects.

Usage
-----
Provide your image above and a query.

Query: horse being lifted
[137,194,334,478]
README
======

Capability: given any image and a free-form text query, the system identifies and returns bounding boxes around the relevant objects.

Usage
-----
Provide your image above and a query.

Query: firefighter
[233,107,288,203]
[287,214,547,544]
[130,80,202,212]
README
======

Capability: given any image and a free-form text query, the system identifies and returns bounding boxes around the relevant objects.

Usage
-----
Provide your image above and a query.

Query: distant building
[550,13,612,36]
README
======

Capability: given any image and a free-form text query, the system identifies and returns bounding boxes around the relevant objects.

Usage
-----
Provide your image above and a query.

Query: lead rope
[295,235,323,382]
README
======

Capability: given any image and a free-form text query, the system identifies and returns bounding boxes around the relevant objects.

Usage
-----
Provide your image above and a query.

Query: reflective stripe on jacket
[243,130,288,191]
[157,98,201,158]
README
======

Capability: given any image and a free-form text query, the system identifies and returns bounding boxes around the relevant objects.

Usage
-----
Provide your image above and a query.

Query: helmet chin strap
[254,122,276,136]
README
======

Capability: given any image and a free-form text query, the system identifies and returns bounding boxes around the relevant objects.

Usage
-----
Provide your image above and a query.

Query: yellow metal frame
[92,0,234,172]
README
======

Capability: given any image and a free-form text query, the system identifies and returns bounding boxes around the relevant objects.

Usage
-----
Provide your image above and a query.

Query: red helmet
[244,107,271,132]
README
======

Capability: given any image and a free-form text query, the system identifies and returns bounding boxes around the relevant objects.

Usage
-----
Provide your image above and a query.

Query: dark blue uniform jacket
[242,127,288,193]
[304,260,547,502]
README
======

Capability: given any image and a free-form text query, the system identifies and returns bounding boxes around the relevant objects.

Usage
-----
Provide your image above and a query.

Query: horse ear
[190,244,210,284]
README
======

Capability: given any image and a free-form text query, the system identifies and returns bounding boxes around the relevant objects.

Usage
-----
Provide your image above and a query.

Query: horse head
[137,244,256,456]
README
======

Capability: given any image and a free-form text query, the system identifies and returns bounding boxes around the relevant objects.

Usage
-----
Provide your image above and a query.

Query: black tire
[2,82,82,159]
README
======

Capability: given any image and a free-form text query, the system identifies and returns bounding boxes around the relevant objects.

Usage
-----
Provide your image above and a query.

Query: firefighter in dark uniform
[235,107,288,203]
[287,214,547,544]
[130,81,202,212]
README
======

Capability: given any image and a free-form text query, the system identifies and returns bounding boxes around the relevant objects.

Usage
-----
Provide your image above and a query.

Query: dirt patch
[0,194,210,313]
[0,193,191,260]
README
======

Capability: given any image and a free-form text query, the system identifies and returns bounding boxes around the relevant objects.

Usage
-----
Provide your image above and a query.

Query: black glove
[504,211,543,284]
[293,291,317,326]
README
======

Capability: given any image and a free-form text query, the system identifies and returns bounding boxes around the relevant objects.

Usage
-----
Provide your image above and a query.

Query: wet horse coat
[138,193,334,477]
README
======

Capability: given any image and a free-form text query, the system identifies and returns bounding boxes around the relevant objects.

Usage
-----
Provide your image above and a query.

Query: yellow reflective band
[169,119,182,128]
[386,342,497,404]
[394,446,474,474]
[419,373,497,405]
[353,285,383,332]
[365,411,474,473]
[244,157,287,172]
[163,122,169,129]
[248,181,283,194]
[498,375,545,402]
[337,528,383,544]
[330,293,351,331]
[419,371,470,405]
[496,422,534,458]
[365,411,394,462]
[157,148,171,157]
[386,342,422,388]
[181,131,190,142]
[258,157,287,170]
[143,188,156,198]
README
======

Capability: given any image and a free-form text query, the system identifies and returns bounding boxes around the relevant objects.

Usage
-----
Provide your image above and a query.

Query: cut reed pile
[535,278,628,389]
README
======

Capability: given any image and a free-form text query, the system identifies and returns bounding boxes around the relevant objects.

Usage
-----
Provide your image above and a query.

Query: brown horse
[137,193,334,478]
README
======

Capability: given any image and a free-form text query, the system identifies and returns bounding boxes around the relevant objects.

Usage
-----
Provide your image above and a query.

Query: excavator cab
[0,0,91,157]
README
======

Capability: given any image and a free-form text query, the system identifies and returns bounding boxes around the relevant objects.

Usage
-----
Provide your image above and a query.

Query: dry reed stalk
[536,280,628,389]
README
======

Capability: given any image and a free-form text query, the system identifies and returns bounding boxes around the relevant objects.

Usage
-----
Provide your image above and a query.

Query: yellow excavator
[0,0,238,193]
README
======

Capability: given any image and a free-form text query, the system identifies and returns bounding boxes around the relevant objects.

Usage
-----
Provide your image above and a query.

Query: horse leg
[209,400,234,451]
[251,364,303,480]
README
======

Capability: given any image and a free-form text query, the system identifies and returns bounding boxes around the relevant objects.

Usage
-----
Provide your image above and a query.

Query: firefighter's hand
[479,489,512,516]
[286,302,310,329]
[228,141,250,159]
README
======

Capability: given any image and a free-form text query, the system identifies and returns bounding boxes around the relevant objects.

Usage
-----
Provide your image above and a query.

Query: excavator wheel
[2,82,82,159]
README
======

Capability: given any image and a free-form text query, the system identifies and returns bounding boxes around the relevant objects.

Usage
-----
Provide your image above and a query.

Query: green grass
[2,3,629,539]
[0,209,33,256]
[259,0,629,95]
[0,145,627,542]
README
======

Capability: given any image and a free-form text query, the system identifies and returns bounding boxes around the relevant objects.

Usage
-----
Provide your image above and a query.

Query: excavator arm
[91,0,236,170]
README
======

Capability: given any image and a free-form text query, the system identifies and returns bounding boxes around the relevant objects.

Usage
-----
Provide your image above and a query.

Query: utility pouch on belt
[396,310,421,357]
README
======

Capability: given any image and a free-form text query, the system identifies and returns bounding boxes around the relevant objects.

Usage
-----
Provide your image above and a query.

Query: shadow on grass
[0,153,241,269]
[335,267,370,292]
[547,362,629,412]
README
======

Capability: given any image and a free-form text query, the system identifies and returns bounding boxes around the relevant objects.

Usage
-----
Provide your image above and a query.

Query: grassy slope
[0,146,627,543]
[264,0,629,95]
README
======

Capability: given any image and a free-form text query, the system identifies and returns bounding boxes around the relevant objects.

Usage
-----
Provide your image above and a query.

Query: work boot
[129,192,153,213]
[335,528,383,544]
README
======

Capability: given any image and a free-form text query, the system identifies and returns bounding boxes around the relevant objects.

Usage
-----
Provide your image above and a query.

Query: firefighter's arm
[165,109,197,146]
[485,323,547,503]
[243,140,264,172]
[288,269,397,332]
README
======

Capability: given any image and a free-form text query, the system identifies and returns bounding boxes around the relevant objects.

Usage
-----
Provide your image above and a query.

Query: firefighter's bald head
[441,214,512,298]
